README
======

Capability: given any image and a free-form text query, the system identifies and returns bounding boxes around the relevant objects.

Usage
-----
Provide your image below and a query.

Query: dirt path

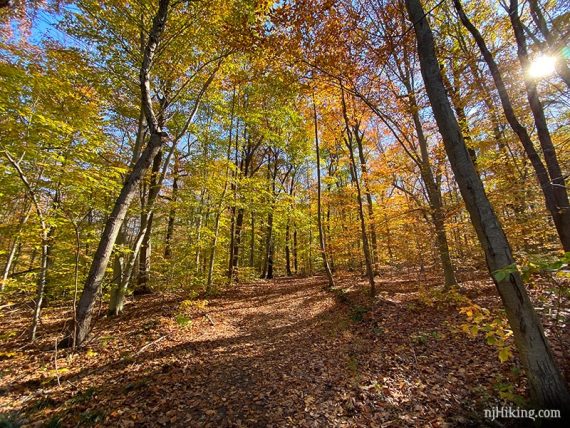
[1,275,558,427]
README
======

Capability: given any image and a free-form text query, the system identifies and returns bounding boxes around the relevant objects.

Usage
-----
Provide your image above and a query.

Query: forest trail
[1,275,559,427]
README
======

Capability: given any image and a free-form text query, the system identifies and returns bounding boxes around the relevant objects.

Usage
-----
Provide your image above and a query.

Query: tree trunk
[65,0,171,347]
[285,221,292,276]
[313,96,335,288]
[1,240,18,292]
[71,134,165,345]
[407,85,457,289]
[341,89,375,295]
[164,153,179,259]
[264,211,274,279]
[527,0,570,88]
[136,147,163,294]
[207,106,235,291]
[293,228,298,274]
[407,0,570,412]
[354,125,379,269]
[347,139,376,295]
[30,236,49,341]
[108,228,126,316]
[249,212,255,267]
[230,208,244,280]
[2,204,32,291]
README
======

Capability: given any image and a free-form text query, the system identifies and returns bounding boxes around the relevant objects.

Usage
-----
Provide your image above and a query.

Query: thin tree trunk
[354,126,379,269]
[293,227,298,274]
[108,227,126,316]
[407,0,570,412]
[1,240,18,291]
[2,152,50,341]
[528,0,570,88]
[207,90,236,291]
[249,212,255,267]
[313,96,334,288]
[264,211,274,279]
[136,149,163,294]
[408,89,457,289]
[262,154,278,279]
[231,208,245,280]
[164,152,179,259]
[285,222,292,276]
[341,89,375,295]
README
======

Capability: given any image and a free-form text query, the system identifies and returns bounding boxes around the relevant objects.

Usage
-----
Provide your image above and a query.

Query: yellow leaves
[179,299,209,312]
[498,347,512,363]
[459,303,514,364]
[0,351,19,360]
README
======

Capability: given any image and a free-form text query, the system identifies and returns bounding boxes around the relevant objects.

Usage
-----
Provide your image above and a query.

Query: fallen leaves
[0,274,567,426]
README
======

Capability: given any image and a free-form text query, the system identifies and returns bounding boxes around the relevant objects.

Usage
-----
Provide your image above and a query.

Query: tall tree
[406,0,570,411]
[65,0,172,347]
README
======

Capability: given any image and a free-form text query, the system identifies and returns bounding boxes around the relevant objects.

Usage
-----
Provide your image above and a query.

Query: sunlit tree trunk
[3,152,50,341]
[285,174,295,276]
[293,227,298,274]
[208,91,235,291]
[136,149,163,294]
[1,204,31,292]
[406,84,457,289]
[108,227,126,316]
[249,212,255,267]
[527,0,570,88]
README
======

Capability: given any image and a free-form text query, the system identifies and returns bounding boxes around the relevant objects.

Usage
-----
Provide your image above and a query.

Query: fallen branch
[0,302,17,310]
[135,335,167,355]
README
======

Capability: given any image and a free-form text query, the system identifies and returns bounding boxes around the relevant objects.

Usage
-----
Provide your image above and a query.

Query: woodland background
[0,0,569,425]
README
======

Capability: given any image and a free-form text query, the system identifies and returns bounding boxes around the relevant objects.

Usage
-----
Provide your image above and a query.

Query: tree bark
[406,81,457,289]
[527,0,570,88]
[407,0,570,412]
[1,204,31,292]
[2,152,50,341]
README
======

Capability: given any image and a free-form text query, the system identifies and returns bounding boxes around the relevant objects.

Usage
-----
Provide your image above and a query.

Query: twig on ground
[135,335,167,355]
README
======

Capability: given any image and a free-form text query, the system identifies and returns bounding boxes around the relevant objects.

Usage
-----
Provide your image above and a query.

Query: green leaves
[492,263,518,282]
[493,253,570,284]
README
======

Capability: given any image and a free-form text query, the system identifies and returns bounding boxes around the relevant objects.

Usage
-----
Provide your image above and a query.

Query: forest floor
[1,272,568,427]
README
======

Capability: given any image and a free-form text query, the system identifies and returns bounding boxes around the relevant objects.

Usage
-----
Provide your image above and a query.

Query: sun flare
[527,54,557,79]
